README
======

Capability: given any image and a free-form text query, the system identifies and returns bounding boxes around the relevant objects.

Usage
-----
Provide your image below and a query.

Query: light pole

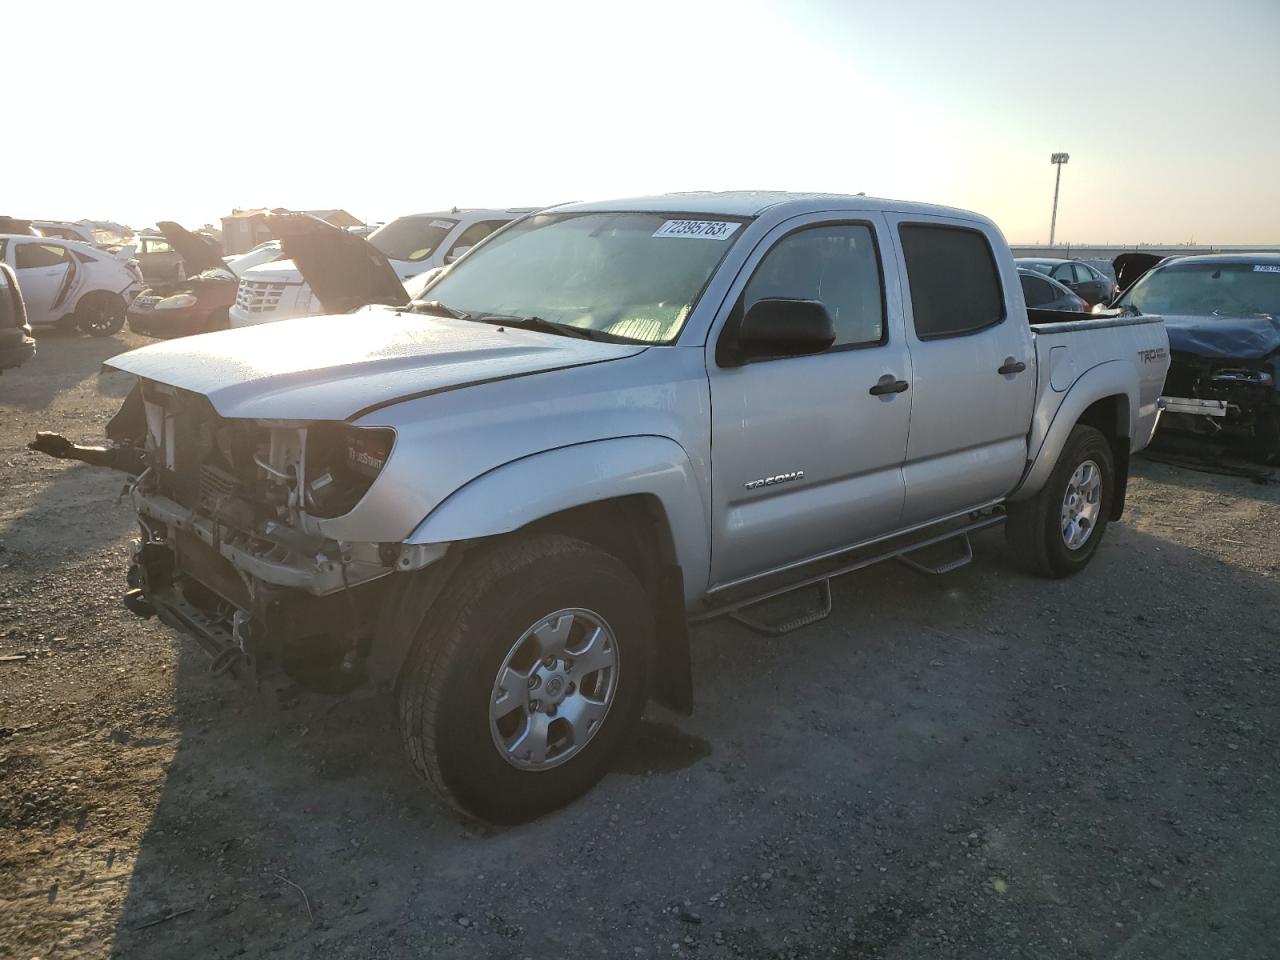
[1049,152,1069,247]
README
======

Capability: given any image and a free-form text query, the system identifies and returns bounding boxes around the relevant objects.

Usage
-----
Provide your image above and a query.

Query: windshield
[1117,261,1279,317]
[368,216,458,263]
[417,211,746,344]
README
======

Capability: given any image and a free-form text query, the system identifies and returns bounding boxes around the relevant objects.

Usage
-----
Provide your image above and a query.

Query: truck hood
[1163,312,1280,361]
[103,307,646,421]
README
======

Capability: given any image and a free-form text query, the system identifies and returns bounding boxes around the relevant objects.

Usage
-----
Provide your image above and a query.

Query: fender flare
[406,435,710,604]
[1010,360,1135,502]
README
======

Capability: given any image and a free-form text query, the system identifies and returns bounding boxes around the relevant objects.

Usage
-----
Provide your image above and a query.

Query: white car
[229,208,533,327]
[0,235,143,336]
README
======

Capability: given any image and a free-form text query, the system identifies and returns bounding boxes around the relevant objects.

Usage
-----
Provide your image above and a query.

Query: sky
[9,0,1279,244]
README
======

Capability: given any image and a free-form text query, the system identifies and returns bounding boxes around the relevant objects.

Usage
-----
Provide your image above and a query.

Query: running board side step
[729,580,833,637]
[692,511,1005,636]
[897,533,974,576]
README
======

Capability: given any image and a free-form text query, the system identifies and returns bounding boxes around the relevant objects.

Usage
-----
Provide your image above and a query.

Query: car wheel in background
[1007,424,1114,577]
[75,293,126,337]
[397,535,654,823]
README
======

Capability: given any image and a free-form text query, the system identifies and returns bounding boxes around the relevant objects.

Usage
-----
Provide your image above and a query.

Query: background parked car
[224,240,283,273]
[0,263,36,372]
[229,207,534,327]
[1017,267,1089,312]
[127,222,280,339]
[1016,257,1117,306]
[132,233,187,282]
[1117,253,1280,461]
[0,234,142,336]
[29,220,98,245]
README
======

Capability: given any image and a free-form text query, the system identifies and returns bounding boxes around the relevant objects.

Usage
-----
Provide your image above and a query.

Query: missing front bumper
[1160,396,1230,417]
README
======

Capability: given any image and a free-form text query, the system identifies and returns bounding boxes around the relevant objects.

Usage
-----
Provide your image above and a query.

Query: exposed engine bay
[32,382,446,692]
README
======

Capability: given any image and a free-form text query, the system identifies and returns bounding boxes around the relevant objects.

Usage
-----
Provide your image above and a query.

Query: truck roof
[559,191,982,221]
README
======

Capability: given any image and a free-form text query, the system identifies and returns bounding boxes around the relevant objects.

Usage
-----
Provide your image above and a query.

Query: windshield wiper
[474,314,599,341]
[410,300,471,320]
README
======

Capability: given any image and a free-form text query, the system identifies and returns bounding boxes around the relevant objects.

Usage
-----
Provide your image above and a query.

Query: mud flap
[368,547,466,691]
[651,562,693,715]
[1110,438,1130,521]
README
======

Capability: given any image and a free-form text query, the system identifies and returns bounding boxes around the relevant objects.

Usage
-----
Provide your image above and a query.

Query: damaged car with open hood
[126,223,283,339]
[1116,253,1280,461]
[36,193,1170,822]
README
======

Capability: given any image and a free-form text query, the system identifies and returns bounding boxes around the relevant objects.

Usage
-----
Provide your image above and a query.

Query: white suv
[229,208,532,328]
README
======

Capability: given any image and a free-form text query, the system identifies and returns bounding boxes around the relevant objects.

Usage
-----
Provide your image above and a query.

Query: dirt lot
[1,331,1278,959]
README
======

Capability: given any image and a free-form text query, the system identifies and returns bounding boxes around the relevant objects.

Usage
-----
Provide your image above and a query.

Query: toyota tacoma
[50,193,1170,822]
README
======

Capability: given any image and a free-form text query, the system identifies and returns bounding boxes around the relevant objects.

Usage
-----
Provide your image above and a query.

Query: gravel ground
[1,331,1278,959]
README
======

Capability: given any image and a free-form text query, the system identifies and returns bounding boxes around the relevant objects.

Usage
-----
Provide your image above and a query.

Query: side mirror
[730,298,835,364]
[445,245,472,264]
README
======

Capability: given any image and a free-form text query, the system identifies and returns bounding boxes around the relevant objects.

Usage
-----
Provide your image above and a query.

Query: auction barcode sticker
[1253,265,1280,273]
[653,220,741,240]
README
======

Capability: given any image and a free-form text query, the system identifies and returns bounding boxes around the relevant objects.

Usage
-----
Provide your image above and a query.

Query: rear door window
[15,242,69,270]
[899,225,1005,339]
[1020,273,1055,307]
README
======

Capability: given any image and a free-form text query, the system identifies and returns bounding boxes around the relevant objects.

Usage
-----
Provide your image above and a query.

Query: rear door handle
[869,375,909,396]
[998,358,1027,375]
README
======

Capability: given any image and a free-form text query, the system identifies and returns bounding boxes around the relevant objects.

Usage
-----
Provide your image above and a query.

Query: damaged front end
[122,381,445,693]
[1161,352,1279,459]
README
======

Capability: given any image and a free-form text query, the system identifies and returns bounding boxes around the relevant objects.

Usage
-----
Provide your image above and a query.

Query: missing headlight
[304,425,394,518]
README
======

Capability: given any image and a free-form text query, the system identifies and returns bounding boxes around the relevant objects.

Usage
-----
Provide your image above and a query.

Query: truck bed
[1026,310,1168,465]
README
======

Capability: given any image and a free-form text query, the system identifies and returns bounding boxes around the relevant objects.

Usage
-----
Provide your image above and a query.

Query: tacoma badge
[745,470,804,490]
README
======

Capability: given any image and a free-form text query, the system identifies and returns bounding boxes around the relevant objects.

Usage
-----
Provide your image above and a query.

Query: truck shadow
[107,510,1280,957]
[0,462,141,577]
[0,329,137,413]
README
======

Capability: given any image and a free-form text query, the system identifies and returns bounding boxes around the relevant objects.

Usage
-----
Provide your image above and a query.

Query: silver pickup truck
[102,192,1169,822]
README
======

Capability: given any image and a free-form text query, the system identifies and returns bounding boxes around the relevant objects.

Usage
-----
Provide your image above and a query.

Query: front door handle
[998,358,1027,375]
[869,375,909,396]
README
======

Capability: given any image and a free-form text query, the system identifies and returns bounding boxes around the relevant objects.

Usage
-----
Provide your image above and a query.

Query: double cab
[102,192,1169,822]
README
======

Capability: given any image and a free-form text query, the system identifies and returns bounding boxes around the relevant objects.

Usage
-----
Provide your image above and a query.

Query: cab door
[707,214,913,588]
[883,216,1036,525]
[11,240,73,326]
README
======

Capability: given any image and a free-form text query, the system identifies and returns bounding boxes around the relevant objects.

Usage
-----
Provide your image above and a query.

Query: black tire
[76,293,126,337]
[397,535,654,823]
[1006,424,1114,578]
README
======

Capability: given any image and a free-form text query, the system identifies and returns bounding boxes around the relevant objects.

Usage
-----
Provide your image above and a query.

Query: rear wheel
[76,293,126,337]
[1007,424,1114,577]
[397,535,654,823]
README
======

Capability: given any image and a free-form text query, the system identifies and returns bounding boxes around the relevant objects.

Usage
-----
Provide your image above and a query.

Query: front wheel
[1007,424,1114,577]
[397,535,654,823]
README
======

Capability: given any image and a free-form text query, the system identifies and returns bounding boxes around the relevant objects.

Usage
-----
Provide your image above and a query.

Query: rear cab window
[899,224,1005,339]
